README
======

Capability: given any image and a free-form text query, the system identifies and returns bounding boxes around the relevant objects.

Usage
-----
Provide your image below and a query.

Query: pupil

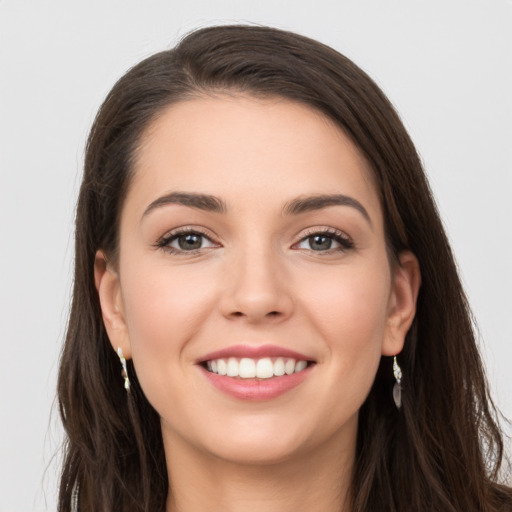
[310,235,332,250]
[178,234,202,250]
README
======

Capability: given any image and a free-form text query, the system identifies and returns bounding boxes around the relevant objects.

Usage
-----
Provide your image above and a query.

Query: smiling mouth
[201,357,315,379]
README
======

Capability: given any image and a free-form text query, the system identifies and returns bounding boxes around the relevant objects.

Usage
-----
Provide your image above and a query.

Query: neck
[164,426,355,512]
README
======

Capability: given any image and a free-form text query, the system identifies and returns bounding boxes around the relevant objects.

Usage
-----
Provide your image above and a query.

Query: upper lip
[197,344,315,364]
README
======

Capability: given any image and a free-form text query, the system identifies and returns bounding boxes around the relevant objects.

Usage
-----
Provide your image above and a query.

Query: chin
[207,433,310,466]
[194,411,344,466]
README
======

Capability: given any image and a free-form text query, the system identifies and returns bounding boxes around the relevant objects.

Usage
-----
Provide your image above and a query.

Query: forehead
[127,95,382,222]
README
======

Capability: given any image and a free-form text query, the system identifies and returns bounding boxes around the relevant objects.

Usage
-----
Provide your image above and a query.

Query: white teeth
[285,358,296,375]
[239,358,256,378]
[217,359,227,375]
[274,357,285,376]
[227,357,239,377]
[295,360,307,372]
[205,357,310,379]
[256,358,274,379]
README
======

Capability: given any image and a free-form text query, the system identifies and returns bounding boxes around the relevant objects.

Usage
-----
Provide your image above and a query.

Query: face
[96,95,419,466]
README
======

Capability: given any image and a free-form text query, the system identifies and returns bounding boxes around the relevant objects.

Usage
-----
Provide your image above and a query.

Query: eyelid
[154,225,354,255]
[292,226,355,252]
[155,225,221,253]
[296,226,352,241]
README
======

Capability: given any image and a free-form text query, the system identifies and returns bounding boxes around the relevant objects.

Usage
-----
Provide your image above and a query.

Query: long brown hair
[58,25,511,511]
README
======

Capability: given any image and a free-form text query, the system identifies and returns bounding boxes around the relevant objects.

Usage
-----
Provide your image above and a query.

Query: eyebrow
[143,192,227,218]
[282,194,372,226]
[142,191,371,226]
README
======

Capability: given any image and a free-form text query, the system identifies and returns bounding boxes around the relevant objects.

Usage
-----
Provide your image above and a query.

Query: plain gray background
[1,1,511,510]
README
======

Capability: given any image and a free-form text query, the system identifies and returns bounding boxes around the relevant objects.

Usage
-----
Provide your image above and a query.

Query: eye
[157,229,219,254]
[294,229,354,252]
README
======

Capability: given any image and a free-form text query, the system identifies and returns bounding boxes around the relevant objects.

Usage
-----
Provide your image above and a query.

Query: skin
[95,95,421,512]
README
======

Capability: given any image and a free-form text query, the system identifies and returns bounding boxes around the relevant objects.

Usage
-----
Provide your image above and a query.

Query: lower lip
[200,365,314,401]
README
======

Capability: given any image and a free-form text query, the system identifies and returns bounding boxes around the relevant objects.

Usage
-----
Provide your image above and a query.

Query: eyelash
[293,228,355,254]
[155,227,354,255]
[155,227,218,255]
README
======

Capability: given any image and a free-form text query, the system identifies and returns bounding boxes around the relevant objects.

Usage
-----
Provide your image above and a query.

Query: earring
[393,356,402,409]
[117,347,131,391]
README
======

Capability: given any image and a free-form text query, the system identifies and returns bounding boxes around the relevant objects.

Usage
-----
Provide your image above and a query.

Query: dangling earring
[393,356,402,409]
[117,347,130,391]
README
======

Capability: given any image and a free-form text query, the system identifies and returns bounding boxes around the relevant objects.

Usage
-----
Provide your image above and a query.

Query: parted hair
[58,24,512,511]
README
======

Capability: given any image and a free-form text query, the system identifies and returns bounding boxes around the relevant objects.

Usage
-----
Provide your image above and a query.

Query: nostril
[230,310,280,318]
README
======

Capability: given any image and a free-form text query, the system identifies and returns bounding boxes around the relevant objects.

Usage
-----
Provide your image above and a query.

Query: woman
[57,25,512,511]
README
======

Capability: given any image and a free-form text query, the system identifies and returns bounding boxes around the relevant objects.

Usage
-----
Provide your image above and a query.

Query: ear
[381,251,421,356]
[94,250,132,359]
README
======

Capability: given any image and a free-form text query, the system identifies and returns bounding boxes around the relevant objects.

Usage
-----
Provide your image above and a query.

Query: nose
[219,245,294,324]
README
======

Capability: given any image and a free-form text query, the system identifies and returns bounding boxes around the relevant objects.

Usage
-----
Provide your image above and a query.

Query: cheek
[119,259,218,387]
[300,263,390,386]
[305,263,390,339]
